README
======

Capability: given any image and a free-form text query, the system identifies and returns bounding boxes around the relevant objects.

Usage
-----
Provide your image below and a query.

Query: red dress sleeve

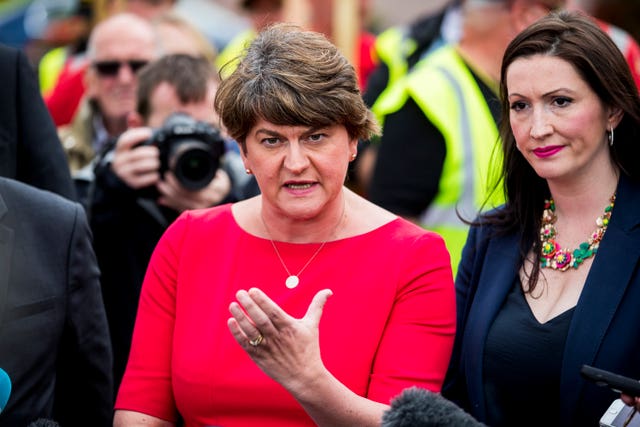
[365,227,456,400]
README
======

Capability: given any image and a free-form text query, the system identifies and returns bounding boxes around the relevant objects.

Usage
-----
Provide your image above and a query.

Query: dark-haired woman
[444,11,640,427]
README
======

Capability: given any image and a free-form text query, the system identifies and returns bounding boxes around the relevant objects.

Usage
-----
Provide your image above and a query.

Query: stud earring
[245,168,252,175]
[608,125,614,147]
[351,153,357,160]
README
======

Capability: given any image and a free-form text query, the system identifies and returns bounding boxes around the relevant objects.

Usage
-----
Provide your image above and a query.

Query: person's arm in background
[368,97,446,222]
[0,44,76,200]
[52,201,114,427]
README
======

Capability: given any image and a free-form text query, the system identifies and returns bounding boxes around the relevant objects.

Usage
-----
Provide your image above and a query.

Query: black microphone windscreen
[382,387,487,427]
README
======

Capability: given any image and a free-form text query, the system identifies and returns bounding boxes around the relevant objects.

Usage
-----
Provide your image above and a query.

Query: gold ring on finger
[249,333,264,347]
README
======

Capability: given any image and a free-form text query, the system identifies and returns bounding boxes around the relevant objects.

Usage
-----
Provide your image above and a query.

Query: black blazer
[444,175,640,426]
[0,44,75,200]
[0,177,113,426]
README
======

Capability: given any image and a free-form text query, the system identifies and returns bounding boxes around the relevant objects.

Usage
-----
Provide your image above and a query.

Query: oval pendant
[285,275,300,289]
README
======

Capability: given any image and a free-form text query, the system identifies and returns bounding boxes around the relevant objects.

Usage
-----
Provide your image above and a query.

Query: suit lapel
[0,191,13,325]
[560,176,640,422]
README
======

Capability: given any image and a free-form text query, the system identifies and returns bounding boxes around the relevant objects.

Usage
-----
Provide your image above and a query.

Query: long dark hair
[483,10,640,292]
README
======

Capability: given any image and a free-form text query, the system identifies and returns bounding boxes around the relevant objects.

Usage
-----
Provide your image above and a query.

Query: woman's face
[242,119,357,219]
[506,54,620,185]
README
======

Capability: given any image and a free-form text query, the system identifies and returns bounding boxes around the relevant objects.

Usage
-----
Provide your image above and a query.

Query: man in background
[57,12,158,207]
[44,0,178,127]
[91,53,241,392]
[0,176,112,426]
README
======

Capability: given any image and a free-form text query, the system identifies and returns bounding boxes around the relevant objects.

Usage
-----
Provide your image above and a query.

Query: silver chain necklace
[260,202,346,289]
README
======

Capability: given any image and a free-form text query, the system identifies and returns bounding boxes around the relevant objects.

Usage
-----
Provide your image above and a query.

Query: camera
[144,112,225,191]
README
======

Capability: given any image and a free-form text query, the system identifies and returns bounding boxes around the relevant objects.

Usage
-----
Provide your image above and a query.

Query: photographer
[90,54,243,394]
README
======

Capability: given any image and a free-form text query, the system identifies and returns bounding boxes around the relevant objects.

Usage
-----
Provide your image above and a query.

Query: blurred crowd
[1,0,640,425]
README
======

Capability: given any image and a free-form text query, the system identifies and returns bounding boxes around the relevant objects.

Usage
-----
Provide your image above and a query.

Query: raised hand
[227,288,333,395]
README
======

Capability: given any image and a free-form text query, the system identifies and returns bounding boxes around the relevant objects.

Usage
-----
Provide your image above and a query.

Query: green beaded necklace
[539,194,616,271]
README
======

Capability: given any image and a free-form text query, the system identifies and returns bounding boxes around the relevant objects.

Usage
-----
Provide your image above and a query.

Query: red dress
[116,204,456,426]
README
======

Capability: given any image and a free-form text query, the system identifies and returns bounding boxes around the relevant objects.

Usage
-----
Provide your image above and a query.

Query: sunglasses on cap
[92,60,149,77]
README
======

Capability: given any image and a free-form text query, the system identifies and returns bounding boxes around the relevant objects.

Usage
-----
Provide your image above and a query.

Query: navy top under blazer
[443,174,640,426]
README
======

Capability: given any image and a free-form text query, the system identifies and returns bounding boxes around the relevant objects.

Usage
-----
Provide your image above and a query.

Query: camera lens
[169,139,219,190]
[147,112,226,193]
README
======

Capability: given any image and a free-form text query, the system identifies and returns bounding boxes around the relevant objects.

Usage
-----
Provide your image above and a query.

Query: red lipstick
[533,145,564,158]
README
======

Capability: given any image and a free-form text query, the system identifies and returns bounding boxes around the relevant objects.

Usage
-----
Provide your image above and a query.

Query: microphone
[0,368,11,413]
[381,387,487,427]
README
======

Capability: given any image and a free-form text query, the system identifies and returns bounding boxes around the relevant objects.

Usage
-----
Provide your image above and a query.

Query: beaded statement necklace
[539,194,616,271]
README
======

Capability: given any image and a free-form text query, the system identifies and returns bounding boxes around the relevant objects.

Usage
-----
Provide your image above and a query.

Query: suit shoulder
[0,177,80,216]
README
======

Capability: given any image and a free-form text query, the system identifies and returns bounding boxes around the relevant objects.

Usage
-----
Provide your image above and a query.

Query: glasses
[92,60,149,77]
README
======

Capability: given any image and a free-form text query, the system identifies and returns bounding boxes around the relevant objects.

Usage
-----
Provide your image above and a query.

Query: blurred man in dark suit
[0,176,112,426]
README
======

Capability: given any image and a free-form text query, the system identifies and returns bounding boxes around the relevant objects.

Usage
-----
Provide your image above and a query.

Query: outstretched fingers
[228,288,285,349]
[227,288,334,351]
[228,301,263,348]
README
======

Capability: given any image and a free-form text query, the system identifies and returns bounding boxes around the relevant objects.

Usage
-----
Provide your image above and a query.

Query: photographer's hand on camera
[112,127,161,189]
[156,168,231,212]
[111,126,231,212]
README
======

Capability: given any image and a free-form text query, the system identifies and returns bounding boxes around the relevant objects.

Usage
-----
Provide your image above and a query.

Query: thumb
[304,289,333,325]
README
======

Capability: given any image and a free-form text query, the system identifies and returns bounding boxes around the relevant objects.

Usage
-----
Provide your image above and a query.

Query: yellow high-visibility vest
[374,26,418,88]
[373,45,504,272]
[39,47,67,96]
